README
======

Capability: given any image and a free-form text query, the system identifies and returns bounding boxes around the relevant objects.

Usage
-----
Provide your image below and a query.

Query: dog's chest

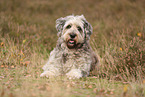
[62,52,81,63]
[60,50,91,72]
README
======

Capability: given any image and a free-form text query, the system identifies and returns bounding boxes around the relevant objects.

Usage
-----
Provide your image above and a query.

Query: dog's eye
[66,25,71,29]
[77,26,82,32]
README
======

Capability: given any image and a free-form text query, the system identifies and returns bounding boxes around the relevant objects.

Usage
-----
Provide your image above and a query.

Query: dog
[40,15,99,79]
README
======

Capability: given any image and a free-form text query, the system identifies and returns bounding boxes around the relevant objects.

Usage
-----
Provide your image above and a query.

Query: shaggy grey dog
[40,15,99,79]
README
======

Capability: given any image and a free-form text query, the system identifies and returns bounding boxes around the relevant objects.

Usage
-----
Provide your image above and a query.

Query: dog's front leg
[40,49,61,78]
[66,69,83,79]
[40,67,60,78]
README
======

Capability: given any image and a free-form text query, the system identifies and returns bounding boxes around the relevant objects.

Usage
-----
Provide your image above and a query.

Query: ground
[0,0,145,97]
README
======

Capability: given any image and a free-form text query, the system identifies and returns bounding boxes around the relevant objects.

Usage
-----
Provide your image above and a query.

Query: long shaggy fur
[40,15,99,79]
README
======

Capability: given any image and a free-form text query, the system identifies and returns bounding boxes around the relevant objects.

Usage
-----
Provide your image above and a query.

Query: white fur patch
[66,69,83,79]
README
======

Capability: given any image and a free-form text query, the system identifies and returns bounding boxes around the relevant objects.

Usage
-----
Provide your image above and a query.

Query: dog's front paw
[66,69,83,79]
[40,71,56,78]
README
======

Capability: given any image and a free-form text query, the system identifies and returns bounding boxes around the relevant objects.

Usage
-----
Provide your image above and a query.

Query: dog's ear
[56,17,66,37]
[83,20,93,36]
[80,15,93,39]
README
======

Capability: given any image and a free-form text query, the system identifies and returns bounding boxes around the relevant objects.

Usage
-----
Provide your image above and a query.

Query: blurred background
[0,0,145,80]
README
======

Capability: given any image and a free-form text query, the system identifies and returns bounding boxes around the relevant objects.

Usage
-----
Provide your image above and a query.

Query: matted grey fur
[40,15,99,79]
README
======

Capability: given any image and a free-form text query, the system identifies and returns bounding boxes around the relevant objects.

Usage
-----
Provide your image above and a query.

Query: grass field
[0,0,145,97]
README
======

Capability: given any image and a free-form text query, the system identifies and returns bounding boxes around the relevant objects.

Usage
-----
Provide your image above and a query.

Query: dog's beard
[63,31,84,49]
[67,39,76,49]
[66,39,84,49]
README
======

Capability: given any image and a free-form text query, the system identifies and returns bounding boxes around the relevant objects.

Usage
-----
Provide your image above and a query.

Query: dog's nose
[70,33,76,38]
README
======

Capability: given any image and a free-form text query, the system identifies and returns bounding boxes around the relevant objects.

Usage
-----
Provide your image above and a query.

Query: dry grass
[0,0,145,97]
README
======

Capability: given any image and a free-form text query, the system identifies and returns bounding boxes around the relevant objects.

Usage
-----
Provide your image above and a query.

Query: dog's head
[56,15,92,49]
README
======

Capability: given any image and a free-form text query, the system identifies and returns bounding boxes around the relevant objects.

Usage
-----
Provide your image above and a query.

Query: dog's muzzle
[67,33,77,49]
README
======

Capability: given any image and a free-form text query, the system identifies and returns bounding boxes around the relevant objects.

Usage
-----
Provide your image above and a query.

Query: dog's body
[40,15,99,79]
